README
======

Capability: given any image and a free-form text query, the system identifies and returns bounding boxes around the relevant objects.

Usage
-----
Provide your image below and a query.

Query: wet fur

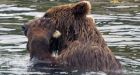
[25,1,122,75]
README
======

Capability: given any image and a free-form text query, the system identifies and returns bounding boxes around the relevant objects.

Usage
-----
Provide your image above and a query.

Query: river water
[0,0,139,75]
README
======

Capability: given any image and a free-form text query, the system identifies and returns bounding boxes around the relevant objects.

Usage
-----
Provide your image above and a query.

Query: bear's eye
[21,25,28,36]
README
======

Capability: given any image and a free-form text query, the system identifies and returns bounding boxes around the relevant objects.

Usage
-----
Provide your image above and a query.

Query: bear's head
[22,17,61,62]
[23,1,95,61]
[43,1,94,52]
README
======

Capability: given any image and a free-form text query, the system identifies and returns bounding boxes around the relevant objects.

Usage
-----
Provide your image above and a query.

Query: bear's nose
[21,25,28,36]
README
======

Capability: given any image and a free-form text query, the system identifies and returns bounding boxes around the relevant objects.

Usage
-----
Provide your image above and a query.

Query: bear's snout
[30,38,49,52]
[29,38,51,59]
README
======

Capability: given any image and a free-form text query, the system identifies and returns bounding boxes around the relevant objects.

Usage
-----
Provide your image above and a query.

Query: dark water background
[0,0,140,75]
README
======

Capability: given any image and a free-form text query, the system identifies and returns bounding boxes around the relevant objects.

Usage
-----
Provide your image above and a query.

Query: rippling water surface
[0,1,139,75]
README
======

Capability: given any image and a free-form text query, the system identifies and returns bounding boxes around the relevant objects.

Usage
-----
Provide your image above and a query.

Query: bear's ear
[72,1,91,17]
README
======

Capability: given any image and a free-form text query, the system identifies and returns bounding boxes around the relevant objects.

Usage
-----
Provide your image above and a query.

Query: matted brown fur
[58,41,122,74]
[23,1,122,74]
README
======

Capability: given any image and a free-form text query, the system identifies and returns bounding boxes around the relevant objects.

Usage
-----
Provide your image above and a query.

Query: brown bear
[22,1,122,75]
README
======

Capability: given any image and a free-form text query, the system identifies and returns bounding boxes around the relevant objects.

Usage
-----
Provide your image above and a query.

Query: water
[0,0,140,75]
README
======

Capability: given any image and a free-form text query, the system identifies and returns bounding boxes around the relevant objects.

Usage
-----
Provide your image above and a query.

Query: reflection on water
[0,0,139,75]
